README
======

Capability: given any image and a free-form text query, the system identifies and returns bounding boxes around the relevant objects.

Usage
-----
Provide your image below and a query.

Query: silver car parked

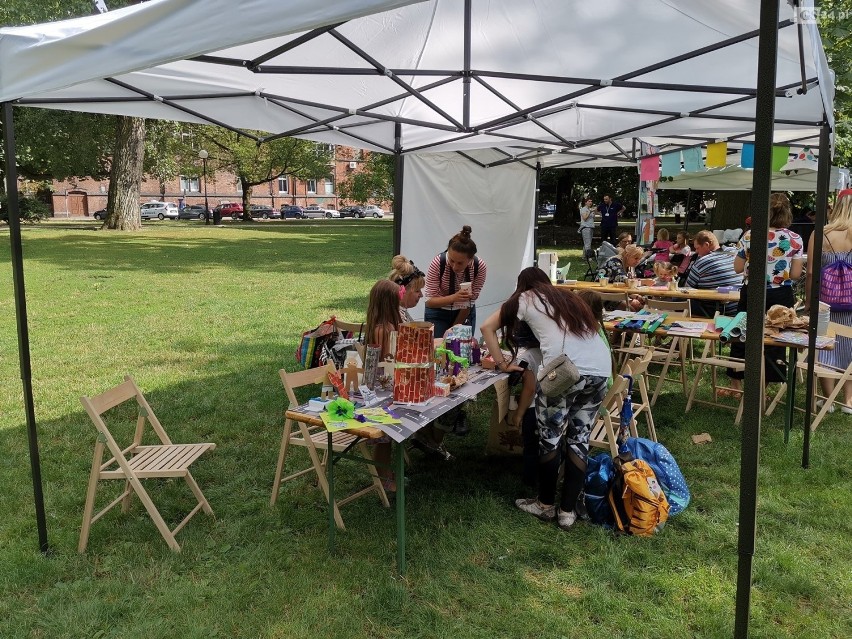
[140,201,179,220]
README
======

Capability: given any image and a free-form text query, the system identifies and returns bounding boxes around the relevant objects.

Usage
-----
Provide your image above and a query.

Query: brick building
[48,145,383,218]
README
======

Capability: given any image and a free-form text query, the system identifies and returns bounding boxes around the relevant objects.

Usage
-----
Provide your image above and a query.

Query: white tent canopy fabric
[0,0,834,164]
[659,165,850,191]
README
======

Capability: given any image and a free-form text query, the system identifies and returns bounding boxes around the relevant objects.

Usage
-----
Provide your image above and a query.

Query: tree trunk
[240,181,252,220]
[712,191,752,230]
[105,116,145,231]
[554,170,574,226]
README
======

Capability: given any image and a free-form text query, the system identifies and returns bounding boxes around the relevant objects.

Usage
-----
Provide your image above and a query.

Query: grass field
[0,220,850,638]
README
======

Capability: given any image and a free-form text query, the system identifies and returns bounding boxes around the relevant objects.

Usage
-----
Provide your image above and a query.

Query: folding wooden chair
[685,313,747,424]
[79,375,216,552]
[619,349,657,442]
[589,375,631,456]
[767,322,852,431]
[271,364,389,530]
[616,300,691,405]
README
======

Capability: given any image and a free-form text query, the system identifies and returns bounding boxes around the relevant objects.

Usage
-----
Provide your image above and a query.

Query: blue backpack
[618,437,690,516]
[584,453,615,527]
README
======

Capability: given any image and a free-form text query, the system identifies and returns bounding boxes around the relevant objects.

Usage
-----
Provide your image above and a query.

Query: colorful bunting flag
[682,147,703,173]
[660,152,681,177]
[640,155,661,181]
[706,142,728,167]
[740,143,755,168]
[772,146,791,172]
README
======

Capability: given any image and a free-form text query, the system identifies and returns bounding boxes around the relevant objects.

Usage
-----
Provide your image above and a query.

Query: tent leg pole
[735,1,779,636]
[534,162,541,265]
[2,102,49,554]
[393,123,404,256]
[802,123,831,466]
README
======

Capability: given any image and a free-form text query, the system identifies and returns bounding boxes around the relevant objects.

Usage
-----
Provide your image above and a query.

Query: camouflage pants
[535,375,608,463]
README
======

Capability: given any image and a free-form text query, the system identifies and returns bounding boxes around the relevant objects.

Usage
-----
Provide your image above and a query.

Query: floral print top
[596,256,629,283]
[736,228,803,288]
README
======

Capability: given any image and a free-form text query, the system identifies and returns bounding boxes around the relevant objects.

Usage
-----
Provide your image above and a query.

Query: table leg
[328,430,335,554]
[784,347,798,444]
[395,441,406,576]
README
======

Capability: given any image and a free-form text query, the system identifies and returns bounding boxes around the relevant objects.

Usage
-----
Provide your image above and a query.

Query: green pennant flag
[771,146,790,172]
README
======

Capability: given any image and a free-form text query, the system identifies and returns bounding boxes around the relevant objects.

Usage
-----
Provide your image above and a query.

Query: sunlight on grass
[0,222,850,638]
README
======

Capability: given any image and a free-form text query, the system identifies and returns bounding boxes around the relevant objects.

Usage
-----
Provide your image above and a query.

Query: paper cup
[599,277,609,287]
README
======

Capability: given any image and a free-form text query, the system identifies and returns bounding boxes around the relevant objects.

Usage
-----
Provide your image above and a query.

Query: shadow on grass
[1,223,394,277]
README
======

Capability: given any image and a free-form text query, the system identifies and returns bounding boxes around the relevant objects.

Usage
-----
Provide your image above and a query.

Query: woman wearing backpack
[806,193,852,412]
[727,193,804,393]
[481,268,611,530]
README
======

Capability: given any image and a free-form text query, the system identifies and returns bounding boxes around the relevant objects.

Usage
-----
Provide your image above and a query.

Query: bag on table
[820,236,852,311]
[607,452,670,536]
[296,317,337,369]
[319,324,364,369]
[618,437,690,516]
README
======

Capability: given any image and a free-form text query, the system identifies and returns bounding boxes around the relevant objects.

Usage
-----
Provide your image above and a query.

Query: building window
[324,178,334,195]
[179,176,200,192]
[235,178,243,194]
[307,179,317,194]
[278,176,289,194]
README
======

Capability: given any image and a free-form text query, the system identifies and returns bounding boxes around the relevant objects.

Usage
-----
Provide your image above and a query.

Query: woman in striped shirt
[423,225,488,338]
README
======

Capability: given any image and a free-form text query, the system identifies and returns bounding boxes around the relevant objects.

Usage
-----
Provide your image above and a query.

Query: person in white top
[481,268,610,530]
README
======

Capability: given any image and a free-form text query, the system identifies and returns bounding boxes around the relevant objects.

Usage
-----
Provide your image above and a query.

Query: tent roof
[0,0,835,164]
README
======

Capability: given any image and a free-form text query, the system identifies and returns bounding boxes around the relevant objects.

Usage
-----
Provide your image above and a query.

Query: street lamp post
[198,149,210,225]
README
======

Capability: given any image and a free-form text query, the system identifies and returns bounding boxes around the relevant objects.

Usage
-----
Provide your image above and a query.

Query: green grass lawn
[0,221,849,638]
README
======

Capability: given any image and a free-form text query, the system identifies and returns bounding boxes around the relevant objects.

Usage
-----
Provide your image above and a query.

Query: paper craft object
[393,321,436,403]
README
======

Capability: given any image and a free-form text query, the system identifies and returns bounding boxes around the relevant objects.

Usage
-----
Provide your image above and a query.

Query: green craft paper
[771,146,790,172]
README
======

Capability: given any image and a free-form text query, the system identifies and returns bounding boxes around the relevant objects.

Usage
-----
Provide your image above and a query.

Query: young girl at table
[652,228,673,262]
[669,231,693,275]
[364,279,401,492]
[653,261,679,286]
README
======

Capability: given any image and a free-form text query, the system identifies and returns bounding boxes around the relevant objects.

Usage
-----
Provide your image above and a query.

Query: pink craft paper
[640,155,661,181]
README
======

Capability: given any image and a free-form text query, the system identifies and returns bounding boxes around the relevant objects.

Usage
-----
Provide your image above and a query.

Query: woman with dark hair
[481,267,611,530]
[423,225,488,337]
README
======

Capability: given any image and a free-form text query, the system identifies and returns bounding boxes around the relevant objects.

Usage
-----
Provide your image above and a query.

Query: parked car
[280,205,305,219]
[361,204,385,218]
[92,209,107,220]
[214,202,243,218]
[339,205,366,218]
[248,204,279,219]
[303,204,338,219]
[140,201,179,220]
[178,204,209,220]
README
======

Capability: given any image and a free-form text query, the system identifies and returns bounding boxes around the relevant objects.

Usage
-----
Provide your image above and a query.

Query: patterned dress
[819,251,852,370]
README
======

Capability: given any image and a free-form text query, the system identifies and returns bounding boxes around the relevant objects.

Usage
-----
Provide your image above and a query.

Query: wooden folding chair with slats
[589,374,631,456]
[271,364,389,530]
[618,349,658,442]
[79,375,216,552]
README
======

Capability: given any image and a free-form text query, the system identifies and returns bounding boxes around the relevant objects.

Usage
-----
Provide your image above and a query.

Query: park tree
[191,127,333,219]
[337,152,395,205]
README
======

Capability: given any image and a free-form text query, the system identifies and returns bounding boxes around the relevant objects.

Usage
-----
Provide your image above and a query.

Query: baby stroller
[584,242,618,280]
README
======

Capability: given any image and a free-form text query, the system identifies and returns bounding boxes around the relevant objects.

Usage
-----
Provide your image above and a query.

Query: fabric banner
[660,152,681,177]
[772,146,791,172]
[682,148,704,172]
[740,143,755,168]
[706,142,727,168]
[640,155,661,181]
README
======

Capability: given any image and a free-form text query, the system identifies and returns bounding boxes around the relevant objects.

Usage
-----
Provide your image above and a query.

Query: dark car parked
[93,209,107,220]
[339,205,366,218]
[178,204,209,220]
[280,205,305,219]
[248,204,280,219]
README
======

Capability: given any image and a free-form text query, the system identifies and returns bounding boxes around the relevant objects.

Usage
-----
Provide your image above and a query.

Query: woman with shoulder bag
[481,267,611,530]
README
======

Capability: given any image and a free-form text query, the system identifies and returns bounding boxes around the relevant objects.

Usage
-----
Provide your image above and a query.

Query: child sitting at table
[669,231,693,274]
[364,279,401,492]
[652,228,674,262]
[653,261,679,286]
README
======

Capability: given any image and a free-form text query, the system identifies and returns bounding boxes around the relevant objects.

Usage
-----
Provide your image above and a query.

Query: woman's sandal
[716,388,742,399]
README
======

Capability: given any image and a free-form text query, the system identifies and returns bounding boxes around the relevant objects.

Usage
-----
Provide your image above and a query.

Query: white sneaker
[816,399,836,414]
[557,509,577,530]
[841,405,852,415]
[515,498,556,521]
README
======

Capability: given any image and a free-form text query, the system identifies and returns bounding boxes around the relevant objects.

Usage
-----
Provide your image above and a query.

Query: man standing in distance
[597,195,625,245]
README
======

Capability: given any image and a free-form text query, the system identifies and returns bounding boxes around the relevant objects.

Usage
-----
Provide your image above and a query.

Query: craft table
[285,366,507,575]
[604,315,832,439]
[557,280,740,304]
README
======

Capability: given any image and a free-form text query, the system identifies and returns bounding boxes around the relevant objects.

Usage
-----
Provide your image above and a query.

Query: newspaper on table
[770,331,835,349]
[666,321,712,337]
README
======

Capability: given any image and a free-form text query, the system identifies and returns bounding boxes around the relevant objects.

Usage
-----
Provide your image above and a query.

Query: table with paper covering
[284,365,507,575]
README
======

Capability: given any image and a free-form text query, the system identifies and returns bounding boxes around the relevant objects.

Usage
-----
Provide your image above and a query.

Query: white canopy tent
[659,164,849,191]
[0,2,838,633]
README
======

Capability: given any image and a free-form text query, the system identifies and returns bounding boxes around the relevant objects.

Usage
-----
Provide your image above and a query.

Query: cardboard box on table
[485,377,524,456]
[393,322,435,404]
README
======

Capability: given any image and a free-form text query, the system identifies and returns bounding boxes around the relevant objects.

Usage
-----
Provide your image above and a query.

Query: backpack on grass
[584,453,615,527]
[607,452,670,536]
[618,437,690,516]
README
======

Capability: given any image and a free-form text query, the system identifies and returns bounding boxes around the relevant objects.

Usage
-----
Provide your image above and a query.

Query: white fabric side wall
[400,153,536,335]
